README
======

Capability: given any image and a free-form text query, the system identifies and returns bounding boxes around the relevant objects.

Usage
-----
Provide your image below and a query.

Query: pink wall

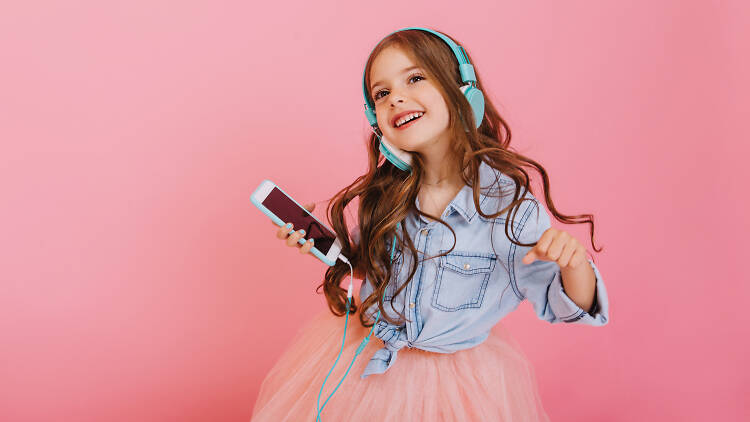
[1,1,748,421]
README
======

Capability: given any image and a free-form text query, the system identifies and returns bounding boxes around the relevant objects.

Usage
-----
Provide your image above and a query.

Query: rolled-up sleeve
[512,198,610,326]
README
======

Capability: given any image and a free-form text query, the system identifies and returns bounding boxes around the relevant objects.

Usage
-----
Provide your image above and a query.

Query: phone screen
[262,187,336,255]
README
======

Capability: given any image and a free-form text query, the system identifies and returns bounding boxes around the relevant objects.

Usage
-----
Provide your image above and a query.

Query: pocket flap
[442,251,496,274]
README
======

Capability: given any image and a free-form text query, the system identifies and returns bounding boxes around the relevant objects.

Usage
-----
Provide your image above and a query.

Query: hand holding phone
[250,180,343,266]
[274,202,317,255]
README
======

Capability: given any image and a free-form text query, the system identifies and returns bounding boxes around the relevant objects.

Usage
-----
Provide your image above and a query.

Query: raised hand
[522,228,586,269]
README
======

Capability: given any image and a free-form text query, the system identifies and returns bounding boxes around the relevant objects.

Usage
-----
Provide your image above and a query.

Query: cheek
[422,90,449,118]
[374,104,390,130]
[429,99,451,126]
[377,113,389,131]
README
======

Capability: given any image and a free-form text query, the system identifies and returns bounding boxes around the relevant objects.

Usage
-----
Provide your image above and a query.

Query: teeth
[395,112,424,127]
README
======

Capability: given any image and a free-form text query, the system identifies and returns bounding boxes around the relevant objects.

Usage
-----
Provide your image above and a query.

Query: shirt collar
[414,161,505,224]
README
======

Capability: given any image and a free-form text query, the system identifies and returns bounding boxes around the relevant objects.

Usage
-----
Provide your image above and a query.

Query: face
[368,46,451,154]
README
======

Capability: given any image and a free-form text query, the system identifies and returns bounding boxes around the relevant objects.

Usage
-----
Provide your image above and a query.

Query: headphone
[316,27,482,421]
[362,26,485,172]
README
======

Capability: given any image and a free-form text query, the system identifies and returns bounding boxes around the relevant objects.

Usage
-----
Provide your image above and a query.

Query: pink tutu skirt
[251,307,550,421]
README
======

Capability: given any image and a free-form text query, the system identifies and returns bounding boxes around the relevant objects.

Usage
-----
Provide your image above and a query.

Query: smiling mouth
[394,113,424,129]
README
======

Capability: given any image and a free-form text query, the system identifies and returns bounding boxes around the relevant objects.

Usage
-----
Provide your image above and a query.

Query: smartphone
[250,180,342,266]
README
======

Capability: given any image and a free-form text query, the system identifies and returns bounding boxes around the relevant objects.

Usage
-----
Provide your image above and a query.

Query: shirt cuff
[547,258,610,326]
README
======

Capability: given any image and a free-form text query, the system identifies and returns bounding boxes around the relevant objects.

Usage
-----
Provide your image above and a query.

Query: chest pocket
[431,250,496,312]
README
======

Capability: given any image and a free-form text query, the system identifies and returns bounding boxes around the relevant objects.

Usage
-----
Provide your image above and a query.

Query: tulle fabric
[251,307,550,422]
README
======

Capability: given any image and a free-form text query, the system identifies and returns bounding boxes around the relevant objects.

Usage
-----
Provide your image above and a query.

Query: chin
[405,135,440,152]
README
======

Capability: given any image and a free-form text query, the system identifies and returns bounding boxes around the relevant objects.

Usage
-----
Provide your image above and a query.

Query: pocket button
[409,302,415,308]
[463,263,471,270]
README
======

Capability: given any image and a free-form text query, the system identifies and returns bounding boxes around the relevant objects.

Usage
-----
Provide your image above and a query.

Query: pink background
[1,1,748,421]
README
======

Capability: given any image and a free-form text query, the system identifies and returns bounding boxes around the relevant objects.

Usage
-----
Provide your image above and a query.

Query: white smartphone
[250,180,343,266]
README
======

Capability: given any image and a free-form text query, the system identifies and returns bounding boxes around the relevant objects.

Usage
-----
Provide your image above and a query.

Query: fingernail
[310,239,314,244]
[285,223,292,229]
[299,230,306,236]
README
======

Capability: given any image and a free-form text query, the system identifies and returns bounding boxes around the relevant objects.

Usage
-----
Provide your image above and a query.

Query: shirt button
[421,229,429,236]
[464,263,471,270]
[409,302,415,308]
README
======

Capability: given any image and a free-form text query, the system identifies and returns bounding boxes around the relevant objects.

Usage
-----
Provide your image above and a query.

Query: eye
[409,74,425,83]
[372,73,426,101]
[373,89,387,101]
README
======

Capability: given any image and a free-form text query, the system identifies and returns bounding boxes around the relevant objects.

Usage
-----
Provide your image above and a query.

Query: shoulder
[480,176,549,241]
[475,165,539,222]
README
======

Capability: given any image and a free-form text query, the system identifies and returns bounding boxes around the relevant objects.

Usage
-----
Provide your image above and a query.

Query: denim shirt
[351,161,610,379]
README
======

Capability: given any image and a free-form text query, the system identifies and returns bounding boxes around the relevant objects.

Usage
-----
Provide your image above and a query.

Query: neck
[421,155,468,188]
[412,131,468,188]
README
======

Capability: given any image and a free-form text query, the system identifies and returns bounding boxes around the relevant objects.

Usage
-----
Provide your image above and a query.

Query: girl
[251,27,609,421]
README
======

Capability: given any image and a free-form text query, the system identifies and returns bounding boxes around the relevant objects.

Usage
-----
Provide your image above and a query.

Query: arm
[513,199,610,326]
[560,261,597,313]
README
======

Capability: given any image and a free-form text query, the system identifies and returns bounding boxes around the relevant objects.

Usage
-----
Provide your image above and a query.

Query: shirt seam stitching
[509,199,537,301]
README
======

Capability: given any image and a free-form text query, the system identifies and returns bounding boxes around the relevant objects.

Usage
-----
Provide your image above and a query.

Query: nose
[389,91,406,107]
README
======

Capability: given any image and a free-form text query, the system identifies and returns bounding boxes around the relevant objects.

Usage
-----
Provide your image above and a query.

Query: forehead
[369,46,421,90]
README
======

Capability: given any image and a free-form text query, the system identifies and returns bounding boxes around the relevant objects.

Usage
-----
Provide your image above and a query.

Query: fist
[522,228,586,269]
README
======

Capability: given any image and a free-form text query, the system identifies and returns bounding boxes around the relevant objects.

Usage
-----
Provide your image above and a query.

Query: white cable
[337,254,353,298]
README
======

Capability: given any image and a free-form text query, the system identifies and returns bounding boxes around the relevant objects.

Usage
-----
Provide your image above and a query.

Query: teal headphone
[316,27,482,421]
[362,27,485,172]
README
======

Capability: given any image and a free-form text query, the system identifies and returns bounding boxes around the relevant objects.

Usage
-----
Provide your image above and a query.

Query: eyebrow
[370,65,423,93]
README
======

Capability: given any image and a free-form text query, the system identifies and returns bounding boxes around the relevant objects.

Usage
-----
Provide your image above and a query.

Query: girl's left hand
[522,228,586,269]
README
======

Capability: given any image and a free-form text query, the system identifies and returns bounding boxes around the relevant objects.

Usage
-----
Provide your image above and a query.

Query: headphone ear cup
[364,107,378,126]
[459,84,485,129]
[378,135,413,172]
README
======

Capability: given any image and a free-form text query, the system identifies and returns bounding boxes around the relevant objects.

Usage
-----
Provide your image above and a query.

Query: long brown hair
[318,29,602,328]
